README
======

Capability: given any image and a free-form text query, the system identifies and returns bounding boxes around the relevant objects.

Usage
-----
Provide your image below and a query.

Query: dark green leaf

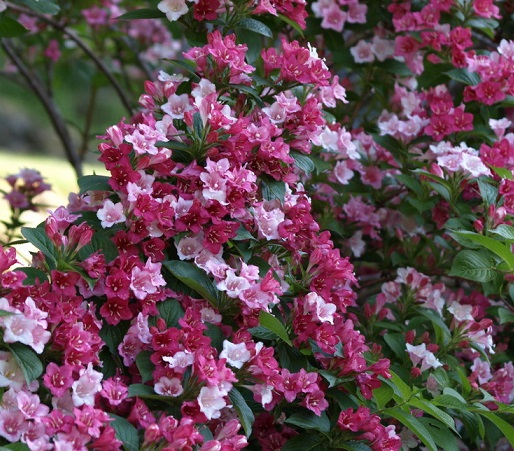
[445,68,480,86]
[477,179,497,205]
[21,226,58,267]
[115,8,165,20]
[387,408,438,451]
[259,310,291,346]
[291,151,315,175]
[77,175,111,194]
[17,0,60,14]
[396,173,422,196]
[453,231,514,269]
[237,18,272,38]
[373,384,394,410]
[340,442,372,451]
[16,267,48,285]
[477,411,514,447]
[205,323,224,351]
[409,396,457,432]
[261,178,286,202]
[229,388,254,436]
[417,418,459,451]
[382,370,411,400]
[78,232,119,263]
[193,112,203,137]
[490,224,514,241]
[230,84,265,107]
[285,410,330,433]
[449,250,496,282]
[372,134,402,154]
[156,298,184,328]
[99,322,129,355]
[8,343,43,385]
[383,333,406,359]
[282,433,325,451]
[248,325,281,341]
[109,414,140,451]
[498,307,514,324]
[277,14,305,37]
[232,225,256,241]
[0,17,28,37]
[163,260,219,306]
[135,351,154,383]
[0,444,30,451]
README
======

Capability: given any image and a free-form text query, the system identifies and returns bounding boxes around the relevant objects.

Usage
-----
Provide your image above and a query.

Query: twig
[1,39,83,178]
[5,1,135,116]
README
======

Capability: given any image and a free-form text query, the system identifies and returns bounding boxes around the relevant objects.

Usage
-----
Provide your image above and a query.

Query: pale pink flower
[448,301,474,322]
[347,3,367,23]
[130,259,166,300]
[97,199,126,228]
[220,341,251,369]
[200,307,222,324]
[71,363,103,407]
[460,153,491,177]
[0,352,25,390]
[0,409,27,442]
[155,377,184,397]
[197,386,228,420]
[489,118,511,138]
[406,343,442,372]
[163,351,194,371]
[471,358,493,384]
[371,36,395,62]
[333,161,354,185]
[216,270,252,298]
[0,1,6,12]
[321,3,347,32]
[304,292,336,324]
[498,39,514,59]
[191,79,217,100]
[158,0,188,21]
[348,231,366,257]
[351,40,375,63]
[254,201,285,240]
[161,93,192,119]
[176,234,204,260]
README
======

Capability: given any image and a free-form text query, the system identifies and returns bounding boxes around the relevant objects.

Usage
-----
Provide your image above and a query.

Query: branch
[1,39,83,178]
[5,2,135,116]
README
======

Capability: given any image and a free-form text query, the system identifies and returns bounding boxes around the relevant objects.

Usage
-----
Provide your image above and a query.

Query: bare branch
[1,39,83,178]
[5,1,135,116]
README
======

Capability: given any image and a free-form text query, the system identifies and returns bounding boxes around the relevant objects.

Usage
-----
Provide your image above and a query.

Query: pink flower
[130,259,166,300]
[197,386,228,420]
[71,363,103,407]
[351,40,375,63]
[97,200,126,228]
[321,3,347,32]
[155,377,184,396]
[406,343,442,372]
[220,340,251,369]
[0,409,27,442]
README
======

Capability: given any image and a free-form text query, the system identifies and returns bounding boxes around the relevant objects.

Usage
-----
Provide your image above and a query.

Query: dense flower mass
[0,0,514,450]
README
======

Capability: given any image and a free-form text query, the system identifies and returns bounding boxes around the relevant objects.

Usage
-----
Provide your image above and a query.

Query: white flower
[197,386,228,420]
[157,0,188,21]
[220,341,251,369]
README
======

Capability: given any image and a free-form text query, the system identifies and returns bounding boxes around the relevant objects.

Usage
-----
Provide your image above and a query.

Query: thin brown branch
[1,39,83,178]
[5,1,135,116]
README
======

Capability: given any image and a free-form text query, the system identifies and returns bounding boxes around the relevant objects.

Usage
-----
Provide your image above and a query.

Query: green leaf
[229,388,254,436]
[248,325,281,341]
[193,112,203,137]
[0,16,28,37]
[77,175,111,194]
[261,178,286,202]
[386,408,438,451]
[409,396,457,432]
[259,310,292,346]
[285,410,330,432]
[445,68,480,86]
[477,179,498,205]
[382,370,411,400]
[490,224,514,241]
[373,384,394,410]
[156,298,184,328]
[372,134,402,154]
[99,322,129,355]
[291,151,315,175]
[78,231,119,263]
[135,351,154,383]
[419,309,451,346]
[476,411,514,447]
[16,267,48,285]
[0,444,30,451]
[453,231,514,270]
[383,333,406,359]
[282,433,325,451]
[205,323,224,351]
[237,18,273,38]
[17,0,60,14]
[127,384,169,401]
[489,165,513,180]
[232,225,256,241]
[449,250,496,282]
[21,226,58,267]
[165,59,200,82]
[230,84,264,107]
[8,343,43,385]
[277,13,305,37]
[340,442,372,451]
[115,8,165,20]
[396,173,423,196]
[498,307,514,324]
[417,418,459,451]
[163,260,219,306]
[109,414,140,451]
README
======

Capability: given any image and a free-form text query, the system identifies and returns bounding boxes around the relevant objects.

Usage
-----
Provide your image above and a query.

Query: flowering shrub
[0,0,514,450]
